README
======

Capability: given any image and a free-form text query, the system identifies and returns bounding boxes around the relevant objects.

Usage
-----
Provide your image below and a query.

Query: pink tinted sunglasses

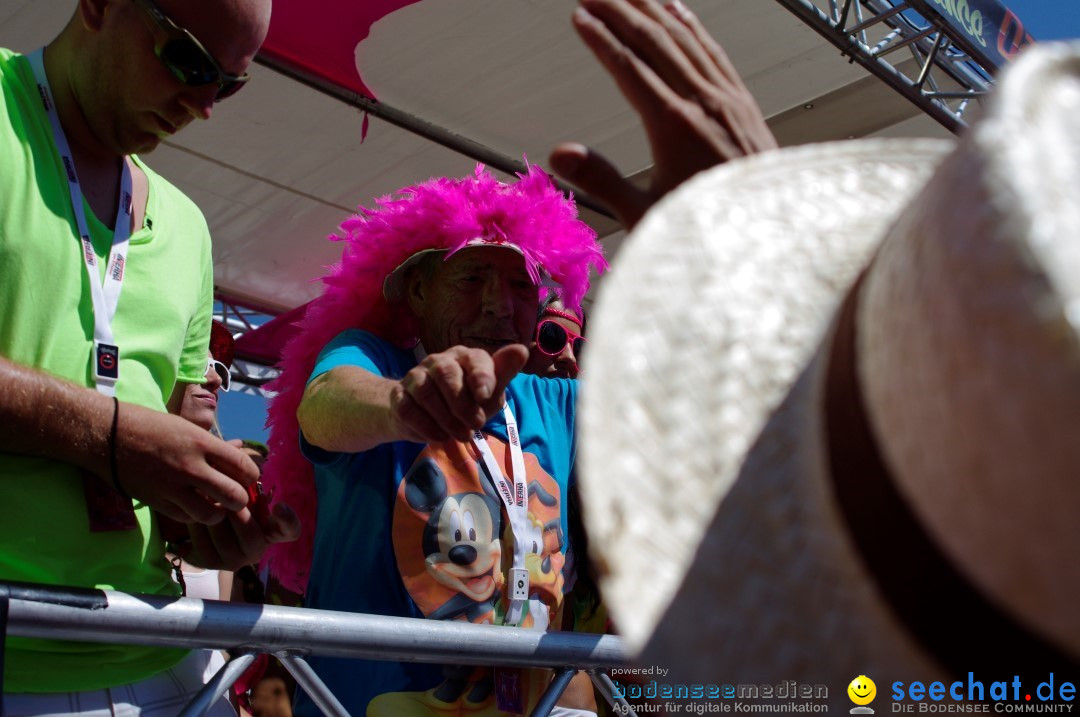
[534,319,585,358]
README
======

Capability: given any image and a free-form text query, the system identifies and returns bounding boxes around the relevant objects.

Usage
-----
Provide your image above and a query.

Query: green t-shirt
[0,49,214,691]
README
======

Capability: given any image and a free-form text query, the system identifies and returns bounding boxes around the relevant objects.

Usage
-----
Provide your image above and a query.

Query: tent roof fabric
[1,0,951,367]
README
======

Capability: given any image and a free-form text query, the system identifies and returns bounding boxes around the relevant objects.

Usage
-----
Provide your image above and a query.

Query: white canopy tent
[1,0,956,299]
[2,0,966,376]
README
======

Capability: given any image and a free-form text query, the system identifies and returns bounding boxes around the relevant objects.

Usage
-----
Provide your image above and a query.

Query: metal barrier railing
[0,581,635,717]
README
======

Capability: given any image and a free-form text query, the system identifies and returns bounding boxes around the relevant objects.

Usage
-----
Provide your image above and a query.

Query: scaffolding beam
[772,0,1033,132]
[213,295,281,394]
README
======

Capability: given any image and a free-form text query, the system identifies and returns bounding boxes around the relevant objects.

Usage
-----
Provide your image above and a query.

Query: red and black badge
[96,342,119,381]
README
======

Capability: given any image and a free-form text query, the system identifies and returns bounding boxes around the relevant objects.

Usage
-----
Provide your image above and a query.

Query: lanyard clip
[510,567,529,602]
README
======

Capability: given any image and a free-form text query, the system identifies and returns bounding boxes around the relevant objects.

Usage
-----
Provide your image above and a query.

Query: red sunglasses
[535,319,585,358]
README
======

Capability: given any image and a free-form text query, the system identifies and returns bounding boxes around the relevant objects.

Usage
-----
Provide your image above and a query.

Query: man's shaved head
[53,0,273,156]
[154,0,272,77]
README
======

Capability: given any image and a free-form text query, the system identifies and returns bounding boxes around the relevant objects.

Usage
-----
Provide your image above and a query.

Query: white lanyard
[28,49,134,396]
[411,345,534,626]
[471,403,531,627]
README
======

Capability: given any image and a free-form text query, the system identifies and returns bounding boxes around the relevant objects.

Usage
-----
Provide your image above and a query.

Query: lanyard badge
[471,404,531,627]
[95,342,120,382]
[28,49,133,397]
[29,49,137,531]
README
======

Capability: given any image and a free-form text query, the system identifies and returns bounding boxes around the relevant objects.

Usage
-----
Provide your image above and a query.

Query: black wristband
[109,396,129,499]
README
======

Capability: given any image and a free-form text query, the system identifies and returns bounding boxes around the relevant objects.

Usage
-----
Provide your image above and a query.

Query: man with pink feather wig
[261,164,606,716]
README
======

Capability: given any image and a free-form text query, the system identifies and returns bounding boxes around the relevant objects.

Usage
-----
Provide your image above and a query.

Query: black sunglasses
[535,320,585,358]
[134,0,249,101]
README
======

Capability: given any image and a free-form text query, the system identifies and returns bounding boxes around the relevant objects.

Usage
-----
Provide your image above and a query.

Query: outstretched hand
[550,0,777,230]
[389,344,529,444]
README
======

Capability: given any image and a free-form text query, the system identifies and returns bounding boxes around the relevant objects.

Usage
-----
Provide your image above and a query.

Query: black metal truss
[774,0,998,133]
[214,295,281,396]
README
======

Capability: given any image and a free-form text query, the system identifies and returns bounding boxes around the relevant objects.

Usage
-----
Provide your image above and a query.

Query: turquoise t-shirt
[296,329,578,717]
[0,48,214,691]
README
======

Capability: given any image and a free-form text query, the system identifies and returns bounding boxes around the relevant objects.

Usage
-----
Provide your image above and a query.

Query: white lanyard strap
[28,49,133,396]
[471,403,530,626]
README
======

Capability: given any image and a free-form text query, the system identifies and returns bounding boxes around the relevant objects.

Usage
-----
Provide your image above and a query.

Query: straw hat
[579,42,1080,708]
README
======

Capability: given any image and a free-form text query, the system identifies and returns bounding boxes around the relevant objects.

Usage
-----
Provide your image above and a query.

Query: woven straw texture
[580,141,950,689]
[579,42,1080,702]
[862,43,1080,655]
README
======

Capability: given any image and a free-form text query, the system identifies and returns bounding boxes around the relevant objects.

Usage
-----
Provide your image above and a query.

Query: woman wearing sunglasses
[165,321,240,712]
[174,321,233,435]
[524,297,599,714]
[524,297,587,379]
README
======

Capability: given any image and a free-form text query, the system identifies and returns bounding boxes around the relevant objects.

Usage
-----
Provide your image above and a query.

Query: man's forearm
[298,346,527,452]
[297,365,403,453]
[0,356,112,477]
[1,358,271,527]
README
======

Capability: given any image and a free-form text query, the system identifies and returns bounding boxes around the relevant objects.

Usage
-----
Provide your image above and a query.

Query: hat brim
[381,241,531,303]
[579,139,953,698]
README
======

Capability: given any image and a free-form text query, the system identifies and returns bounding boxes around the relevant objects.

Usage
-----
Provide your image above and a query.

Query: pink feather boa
[260,163,607,593]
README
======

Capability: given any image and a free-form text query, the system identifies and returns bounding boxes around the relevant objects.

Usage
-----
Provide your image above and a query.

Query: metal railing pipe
[591,670,639,715]
[3,584,626,670]
[177,652,257,717]
[278,654,351,717]
[530,667,578,717]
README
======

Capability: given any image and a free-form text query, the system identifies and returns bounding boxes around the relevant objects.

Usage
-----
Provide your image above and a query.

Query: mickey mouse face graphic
[425,492,502,602]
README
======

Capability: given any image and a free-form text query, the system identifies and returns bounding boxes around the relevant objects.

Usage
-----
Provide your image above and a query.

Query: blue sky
[215,0,1079,444]
[1003,0,1080,40]
[218,389,271,443]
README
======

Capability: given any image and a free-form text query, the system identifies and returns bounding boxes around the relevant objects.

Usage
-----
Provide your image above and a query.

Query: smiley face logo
[848,675,876,706]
